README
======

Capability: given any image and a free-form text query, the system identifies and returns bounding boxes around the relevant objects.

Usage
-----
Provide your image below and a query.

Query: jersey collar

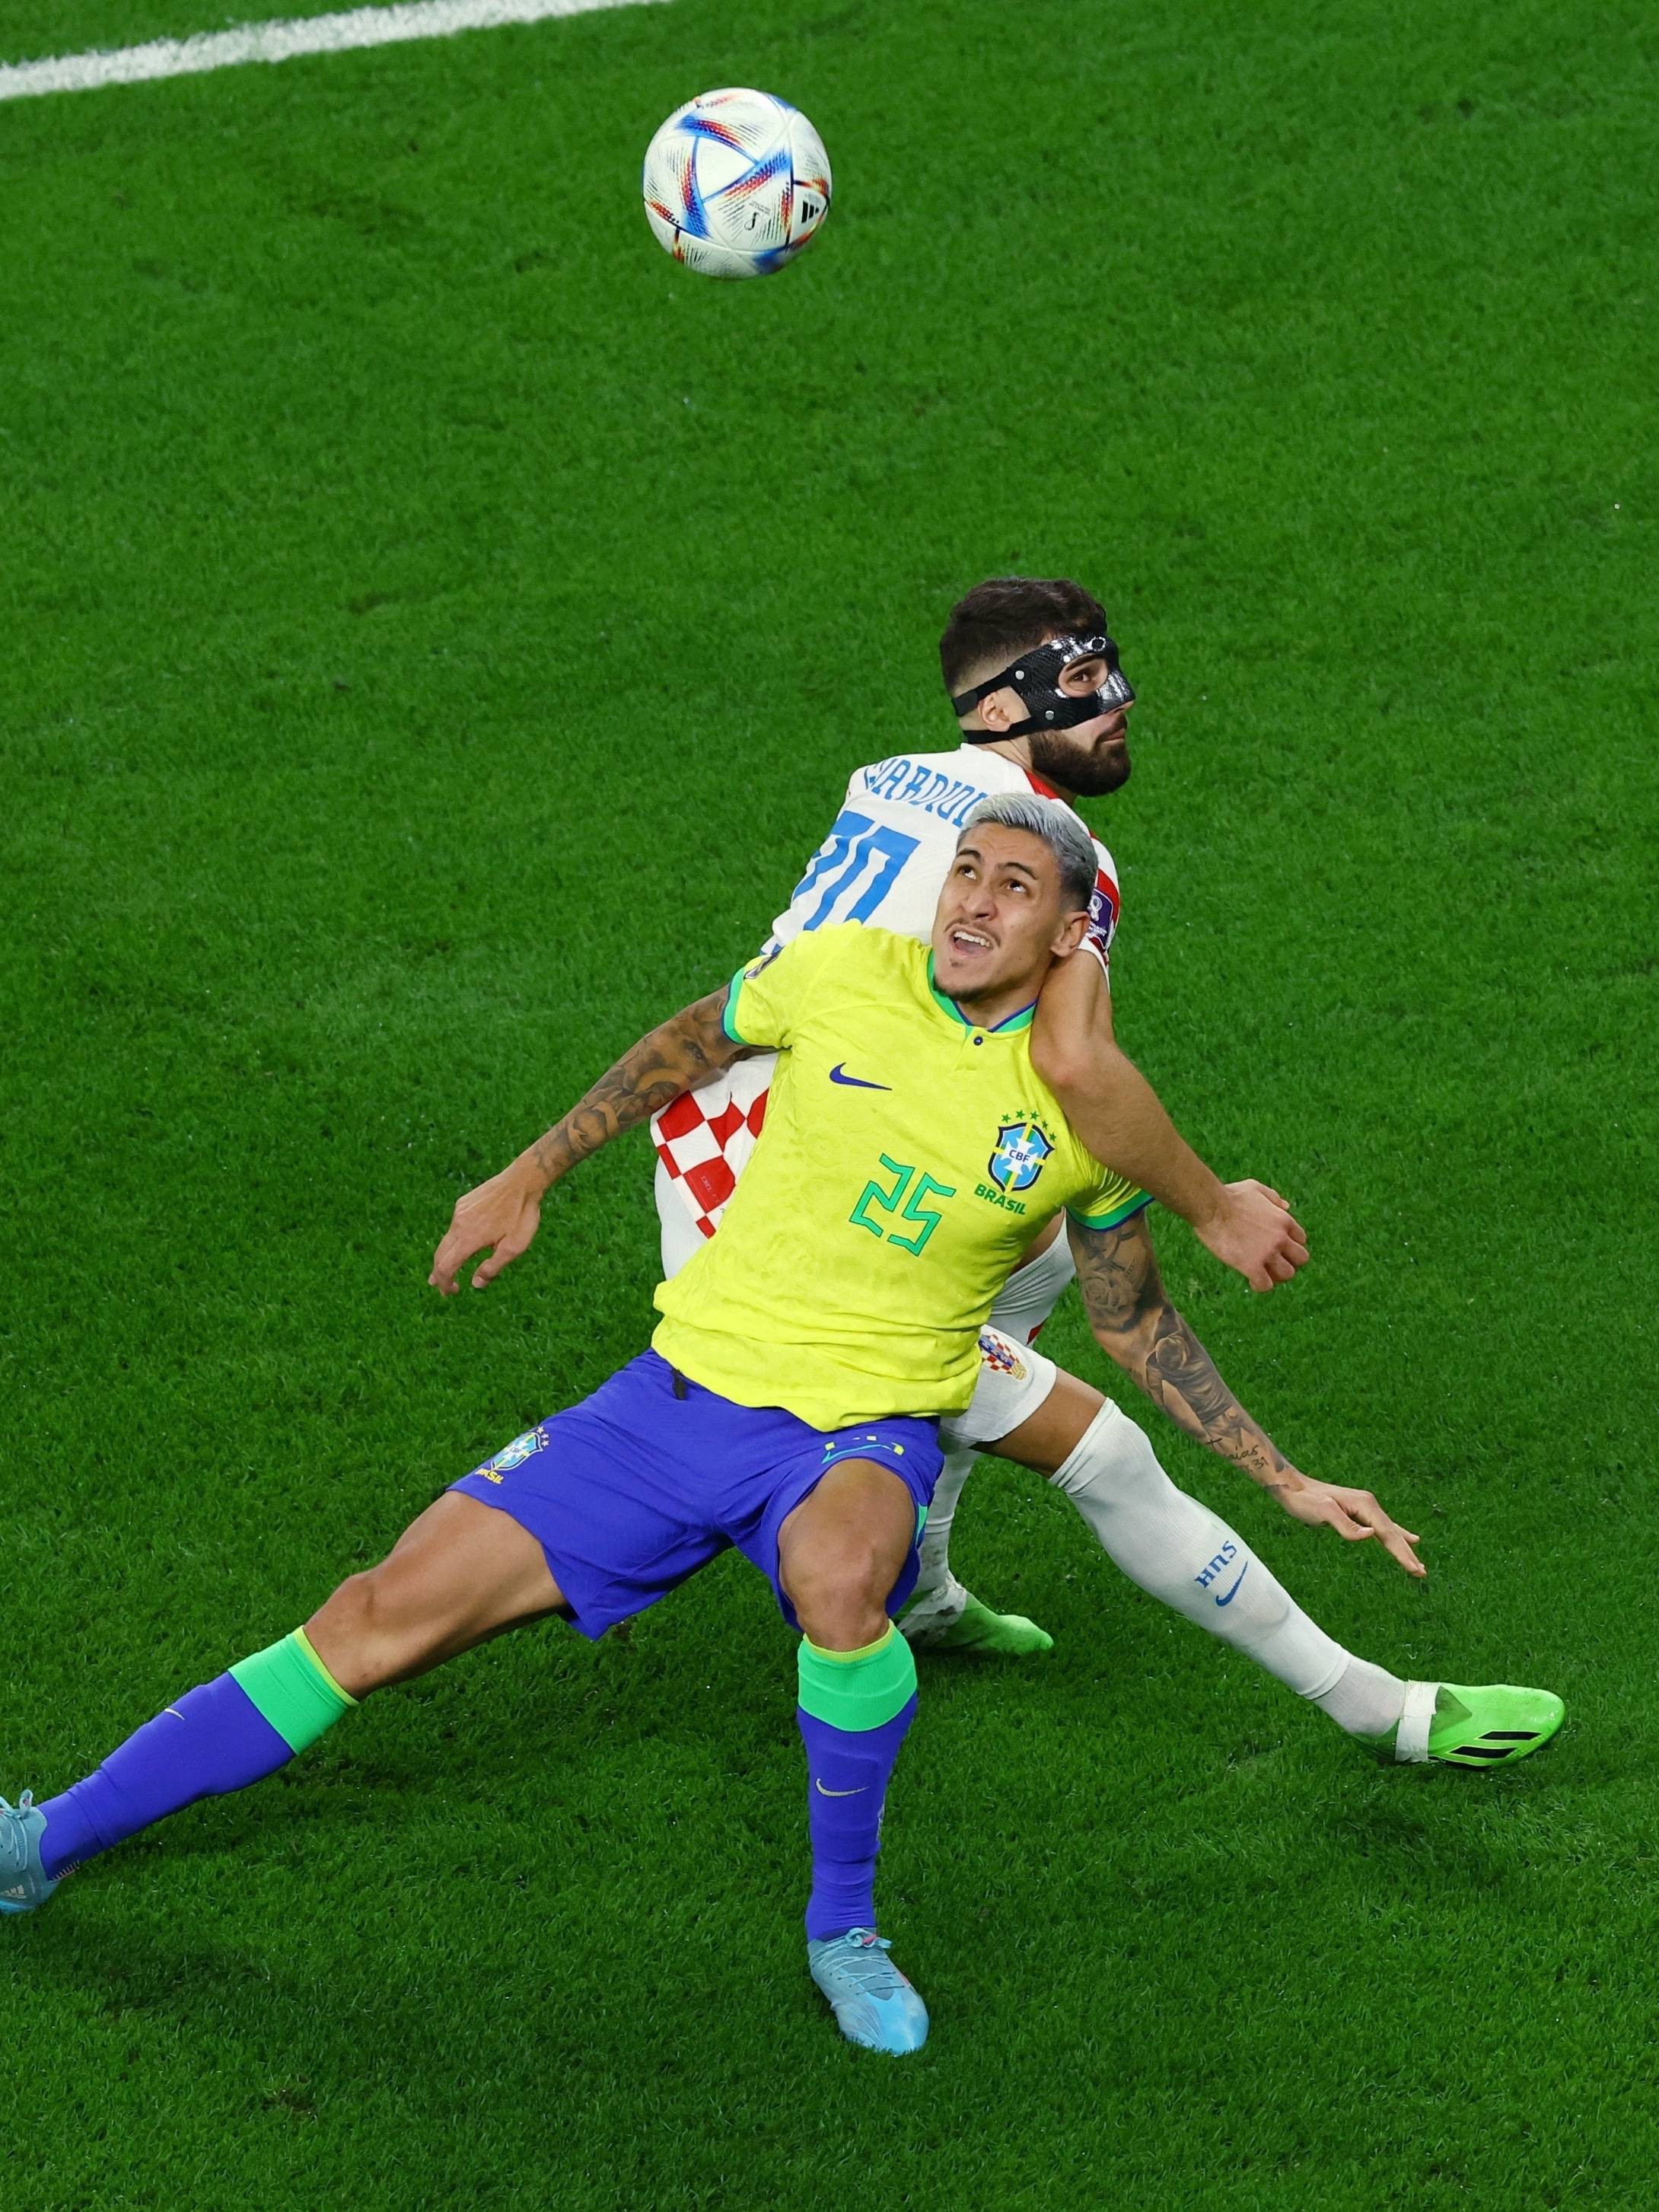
[925,954,1036,1034]
[948,742,1072,810]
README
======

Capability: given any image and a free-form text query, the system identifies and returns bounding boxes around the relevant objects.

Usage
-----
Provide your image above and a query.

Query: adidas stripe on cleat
[1393,1681,1565,1769]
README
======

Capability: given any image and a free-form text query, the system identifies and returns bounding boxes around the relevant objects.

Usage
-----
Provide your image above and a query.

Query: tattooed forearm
[528,989,744,1187]
[1067,1210,1165,1337]
[1067,1214,1294,1493]
[1135,1308,1291,1487]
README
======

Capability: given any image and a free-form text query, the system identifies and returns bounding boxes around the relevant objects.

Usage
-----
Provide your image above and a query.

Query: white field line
[0,0,668,103]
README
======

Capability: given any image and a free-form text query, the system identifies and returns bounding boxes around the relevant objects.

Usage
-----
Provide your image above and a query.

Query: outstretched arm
[1033,951,1308,1292]
[1066,1210,1424,1576]
[429,989,744,1295]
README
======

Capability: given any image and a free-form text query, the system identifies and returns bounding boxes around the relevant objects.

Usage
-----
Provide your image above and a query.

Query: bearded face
[1026,710,1133,797]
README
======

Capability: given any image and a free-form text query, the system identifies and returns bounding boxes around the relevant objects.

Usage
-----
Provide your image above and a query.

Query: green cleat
[1390,1681,1565,1768]
[903,1590,1053,1659]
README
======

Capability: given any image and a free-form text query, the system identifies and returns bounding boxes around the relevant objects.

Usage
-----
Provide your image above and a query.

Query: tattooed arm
[428,989,744,1296]
[1067,1210,1425,1576]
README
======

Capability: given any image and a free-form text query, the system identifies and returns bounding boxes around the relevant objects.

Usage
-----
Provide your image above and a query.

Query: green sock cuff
[797,1624,918,1732]
[230,1628,357,1755]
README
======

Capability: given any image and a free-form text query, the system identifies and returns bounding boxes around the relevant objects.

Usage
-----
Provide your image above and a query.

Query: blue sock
[796,1695,918,1941]
[37,1631,356,1880]
[38,1676,294,1878]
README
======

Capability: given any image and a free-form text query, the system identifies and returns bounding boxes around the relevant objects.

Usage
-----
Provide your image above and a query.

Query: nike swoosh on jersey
[829,1064,891,1090]
[1215,1563,1249,1607]
[814,1779,868,1796]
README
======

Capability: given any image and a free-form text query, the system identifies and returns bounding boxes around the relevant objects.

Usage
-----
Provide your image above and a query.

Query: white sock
[1310,1656,1408,1739]
[900,1445,976,1634]
[1051,1401,1364,1711]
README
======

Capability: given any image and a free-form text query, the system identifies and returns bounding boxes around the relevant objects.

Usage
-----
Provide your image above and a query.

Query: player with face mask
[646,582,1562,1777]
[654,578,1322,1656]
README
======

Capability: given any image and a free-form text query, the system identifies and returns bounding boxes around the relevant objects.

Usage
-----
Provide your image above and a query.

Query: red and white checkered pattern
[653,1057,774,1240]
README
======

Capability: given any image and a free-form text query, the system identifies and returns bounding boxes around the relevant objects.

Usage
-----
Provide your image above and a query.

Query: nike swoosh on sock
[1215,1563,1250,1607]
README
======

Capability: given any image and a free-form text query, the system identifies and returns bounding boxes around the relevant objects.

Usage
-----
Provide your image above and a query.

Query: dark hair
[939,577,1112,696]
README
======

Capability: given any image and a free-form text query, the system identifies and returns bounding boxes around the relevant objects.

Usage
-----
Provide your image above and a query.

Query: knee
[354,1555,441,1648]
[310,1561,419,1683]
[788,1534,891,1613]
[784,1536,896,1645]
[327,1566,385,1627]
[1050,1401,1167,1505]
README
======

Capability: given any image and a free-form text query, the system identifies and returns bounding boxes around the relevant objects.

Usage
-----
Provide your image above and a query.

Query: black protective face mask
[950,632,1135,738]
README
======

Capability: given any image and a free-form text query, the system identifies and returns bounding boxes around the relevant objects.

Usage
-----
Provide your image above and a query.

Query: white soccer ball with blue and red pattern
[642,88,831,279]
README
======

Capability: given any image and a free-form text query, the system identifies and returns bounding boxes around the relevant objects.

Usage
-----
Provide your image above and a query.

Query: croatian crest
[977,1329,1028,1379]
[988,1118,1054,1194]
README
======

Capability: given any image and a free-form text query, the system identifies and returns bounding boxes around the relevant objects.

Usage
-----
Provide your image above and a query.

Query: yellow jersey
[651,926,1148,1430]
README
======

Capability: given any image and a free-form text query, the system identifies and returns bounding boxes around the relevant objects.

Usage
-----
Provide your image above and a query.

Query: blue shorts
[448,1349,943,1641]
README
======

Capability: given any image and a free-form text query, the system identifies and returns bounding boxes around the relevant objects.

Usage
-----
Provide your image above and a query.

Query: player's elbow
[1087,1323,1132,1374]
[1029,1023,1099,1101]
[1088,1315,1158,1382]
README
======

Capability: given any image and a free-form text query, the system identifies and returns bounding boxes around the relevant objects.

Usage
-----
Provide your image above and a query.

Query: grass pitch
[2,0,1655,2204]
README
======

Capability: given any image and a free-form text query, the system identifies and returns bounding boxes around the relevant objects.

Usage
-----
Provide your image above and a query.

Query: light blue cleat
[0,1795,58,1914]
[807,1929,929,2054]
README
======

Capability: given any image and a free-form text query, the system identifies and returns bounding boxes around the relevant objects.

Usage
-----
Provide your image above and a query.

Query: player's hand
[429,1158,546,1295]
[1197,1178,1309,1292]
[1274,1471,1425,1578]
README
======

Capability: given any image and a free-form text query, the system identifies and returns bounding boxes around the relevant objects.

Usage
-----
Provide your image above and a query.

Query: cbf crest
[989,1117,1055,1194]
[467,1423,552,1485]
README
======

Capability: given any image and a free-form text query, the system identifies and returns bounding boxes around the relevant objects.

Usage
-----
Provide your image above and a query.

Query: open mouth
[946,925,996,957]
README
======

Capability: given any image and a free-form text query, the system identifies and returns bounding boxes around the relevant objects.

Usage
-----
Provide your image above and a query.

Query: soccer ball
[642,88,832,279]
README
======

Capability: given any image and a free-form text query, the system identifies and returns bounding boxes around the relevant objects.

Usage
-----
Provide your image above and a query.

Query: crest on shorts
[989,1118,1054,1194]
[471,1424,549,1481]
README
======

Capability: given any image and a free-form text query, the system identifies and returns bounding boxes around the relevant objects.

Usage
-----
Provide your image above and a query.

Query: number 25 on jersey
[849,1155,957,1254]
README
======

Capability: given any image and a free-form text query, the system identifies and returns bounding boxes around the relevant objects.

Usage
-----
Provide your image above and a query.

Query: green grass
[2,0,1655,2202]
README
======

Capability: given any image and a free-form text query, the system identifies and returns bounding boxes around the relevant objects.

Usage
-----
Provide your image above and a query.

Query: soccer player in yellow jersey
[1,800,1562,2057]
[650,920,1148,1425]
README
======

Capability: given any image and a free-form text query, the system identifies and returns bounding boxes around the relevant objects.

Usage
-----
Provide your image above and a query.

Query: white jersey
[652,744,1122,1248]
